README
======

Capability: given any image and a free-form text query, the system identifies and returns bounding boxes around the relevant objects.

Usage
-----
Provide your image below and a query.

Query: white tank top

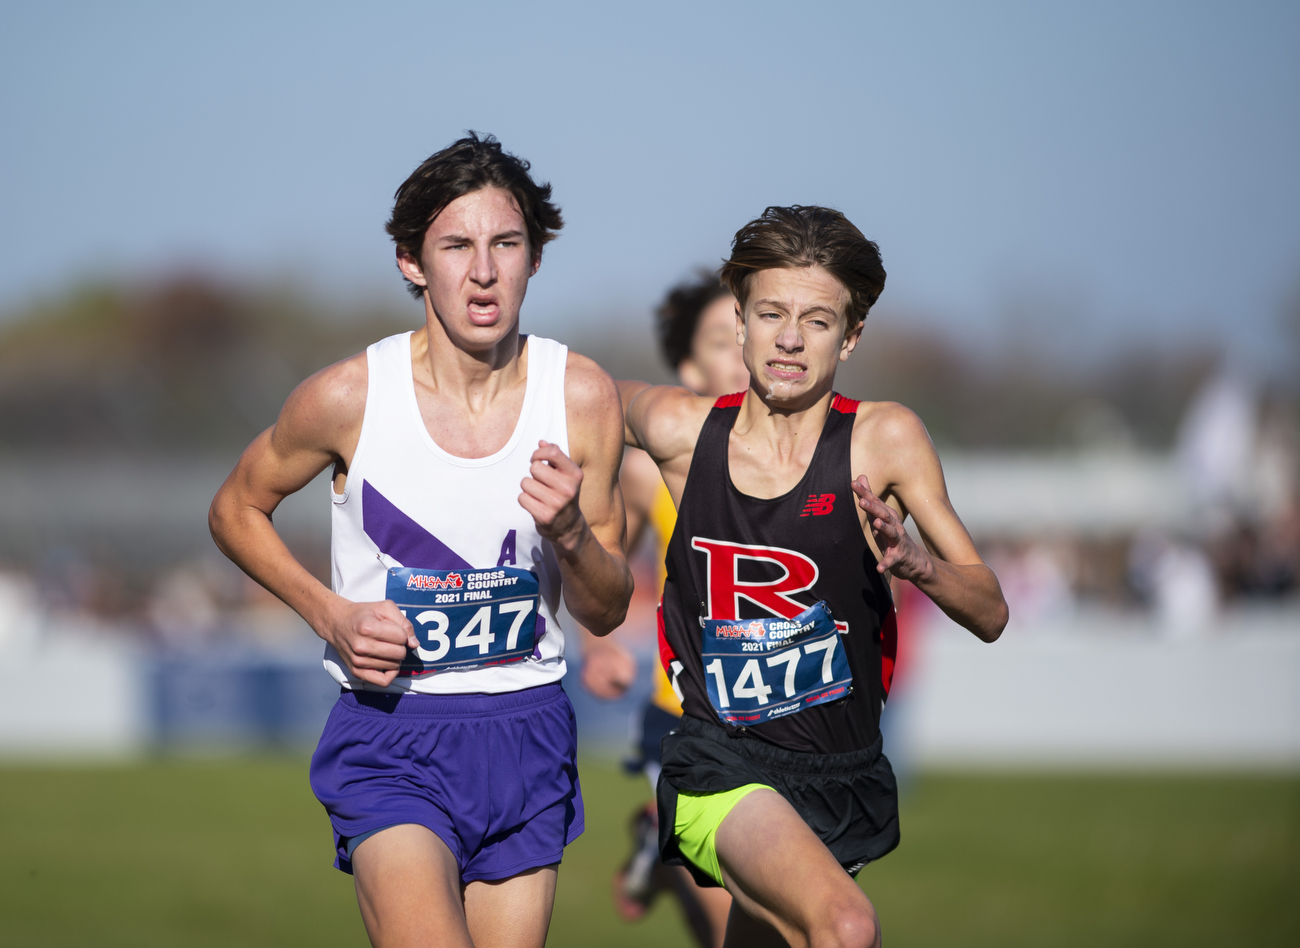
[325,331,569,694]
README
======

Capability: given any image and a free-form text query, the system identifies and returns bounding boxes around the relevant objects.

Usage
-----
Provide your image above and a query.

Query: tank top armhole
[524,334,570,457]
[829,395,882,574]
[675,399,738,513]
[831,393,861,414]
[551,337,571,457]
[331,333,406,504]
[650,480,677,588]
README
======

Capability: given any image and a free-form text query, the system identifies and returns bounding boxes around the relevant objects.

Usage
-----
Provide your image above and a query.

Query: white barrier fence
[0,630,148,757]
[904,604,1300,768]
[2,605,1297,767]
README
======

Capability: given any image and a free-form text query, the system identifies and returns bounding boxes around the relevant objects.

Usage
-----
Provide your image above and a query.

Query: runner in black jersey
[620,206,1008,948]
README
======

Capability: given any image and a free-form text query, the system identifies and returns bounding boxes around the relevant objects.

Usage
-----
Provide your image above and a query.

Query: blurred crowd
[983,373,1299,637]
[984,505,1300,638]
[0,552,314,653]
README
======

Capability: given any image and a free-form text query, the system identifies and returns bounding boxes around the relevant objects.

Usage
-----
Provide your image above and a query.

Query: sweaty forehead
[427,186,525,236]
[746,266,850,317]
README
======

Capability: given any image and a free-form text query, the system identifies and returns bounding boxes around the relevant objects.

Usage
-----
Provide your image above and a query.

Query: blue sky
[2,1,1297,373]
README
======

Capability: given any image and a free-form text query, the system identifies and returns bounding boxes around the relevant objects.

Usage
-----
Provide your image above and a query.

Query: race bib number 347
[701,601,852,725]
[386,566,539,675]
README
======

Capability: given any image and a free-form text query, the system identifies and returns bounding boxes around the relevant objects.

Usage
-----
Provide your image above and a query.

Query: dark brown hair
[655,269,733,369]
[720,205,885,330]
[386,132,563,299]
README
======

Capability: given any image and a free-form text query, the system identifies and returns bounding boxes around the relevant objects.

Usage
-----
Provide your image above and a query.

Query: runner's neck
[727,388,837,500]
[412,322,528,409]
[732,387,835,462]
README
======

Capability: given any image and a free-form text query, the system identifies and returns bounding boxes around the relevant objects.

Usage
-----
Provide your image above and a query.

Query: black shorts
[638,702,682,769]
[656,714,900,888]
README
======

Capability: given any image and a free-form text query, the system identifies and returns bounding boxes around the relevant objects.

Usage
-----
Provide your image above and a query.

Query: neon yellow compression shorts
[673,783,771,887]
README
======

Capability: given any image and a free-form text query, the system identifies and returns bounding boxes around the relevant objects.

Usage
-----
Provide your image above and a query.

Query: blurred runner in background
[579,271,748,948]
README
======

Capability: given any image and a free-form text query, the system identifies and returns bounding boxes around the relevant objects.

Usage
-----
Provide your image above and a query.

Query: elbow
[583,573,634,637]
[603,580,636,635]
[589,608,629,638]
[583,604,629,638]
[208,490,237,557]
[980,600,1009,643]
[208,496,225,547]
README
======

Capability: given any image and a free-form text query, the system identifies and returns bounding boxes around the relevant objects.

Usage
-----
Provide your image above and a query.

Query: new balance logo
[800,493,835,517]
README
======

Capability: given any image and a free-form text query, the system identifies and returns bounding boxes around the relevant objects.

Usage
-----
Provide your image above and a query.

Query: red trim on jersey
[656,602,678,673]
[831,394,860,414]
[714,392,745,408]
[879,606,898,697]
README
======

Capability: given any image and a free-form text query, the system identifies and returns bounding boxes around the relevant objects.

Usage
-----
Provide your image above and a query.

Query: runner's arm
[208,357,416,685]
[520,354,633,636]
[618,379,653,448]
[619,382,714,502]
[619,380,700,456]
[851,404,1008,642]
[575,448,661,697]
[619,446,663,551]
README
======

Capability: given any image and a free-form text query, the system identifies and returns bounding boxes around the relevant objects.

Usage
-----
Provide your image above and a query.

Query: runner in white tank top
[210,134,632,948]
[326,329,571,695]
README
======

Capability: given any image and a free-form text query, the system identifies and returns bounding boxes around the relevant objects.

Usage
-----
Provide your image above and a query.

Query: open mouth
[766,360,807,381]
[467,295,500,323]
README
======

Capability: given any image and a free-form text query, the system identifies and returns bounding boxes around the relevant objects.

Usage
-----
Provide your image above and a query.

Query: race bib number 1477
[701,601,852,725]
[386,566,539,676]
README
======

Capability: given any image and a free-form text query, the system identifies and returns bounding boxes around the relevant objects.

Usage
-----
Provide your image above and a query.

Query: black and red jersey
[659,392,897,755]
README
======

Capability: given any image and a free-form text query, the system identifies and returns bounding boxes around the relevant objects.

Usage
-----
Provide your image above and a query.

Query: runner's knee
[811,901,878,948]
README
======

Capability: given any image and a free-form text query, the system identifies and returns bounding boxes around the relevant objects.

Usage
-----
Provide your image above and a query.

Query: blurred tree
[0,276,1248,453]
[0,276,416,452]
[832,324,1218,450]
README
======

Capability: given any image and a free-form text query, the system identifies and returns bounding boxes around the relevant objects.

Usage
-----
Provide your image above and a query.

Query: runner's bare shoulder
[563,351,623,428]
[629,384,715,465]
[562,350,625,469]
[848,399,944,499]
[274,350,369,455]
[563,350,620,416]
[850,400,930,448]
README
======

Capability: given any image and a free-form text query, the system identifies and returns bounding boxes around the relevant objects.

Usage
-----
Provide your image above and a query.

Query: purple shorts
[309,682,584,881]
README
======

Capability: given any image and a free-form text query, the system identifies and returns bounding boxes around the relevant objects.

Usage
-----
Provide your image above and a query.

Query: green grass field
[0,758,1294,947]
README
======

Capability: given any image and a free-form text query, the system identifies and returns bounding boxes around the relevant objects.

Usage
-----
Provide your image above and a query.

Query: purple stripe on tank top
[532,616,547,659]
[362,481,472,570]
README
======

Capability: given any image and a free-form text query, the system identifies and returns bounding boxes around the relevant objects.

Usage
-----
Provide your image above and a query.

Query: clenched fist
[519,440,588,553]
[323,598,418,688]
[580,636,637,700]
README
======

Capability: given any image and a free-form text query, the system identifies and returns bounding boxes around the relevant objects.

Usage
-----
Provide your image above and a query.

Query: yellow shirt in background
[648,480,684,715]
